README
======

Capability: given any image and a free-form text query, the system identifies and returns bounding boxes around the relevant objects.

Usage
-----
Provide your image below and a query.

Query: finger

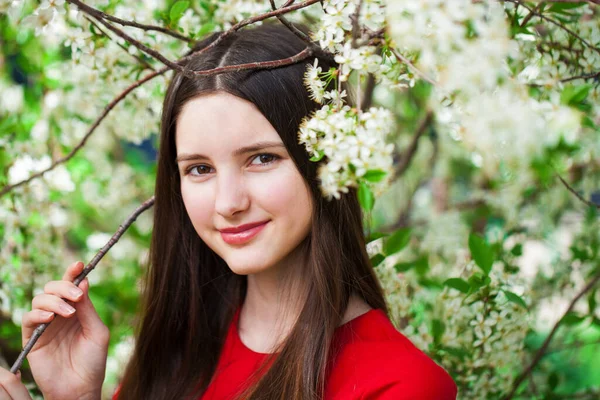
[62,260,85,282]
[74,278,110,345]
[0,368,32,400]
[22,308,56,347]
[22,309,56,329]
[0,385,9,400]
[31,294,76,319]
[43,280,84,303]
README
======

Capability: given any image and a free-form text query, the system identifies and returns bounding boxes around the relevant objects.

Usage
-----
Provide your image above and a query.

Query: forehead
[175,92,281,153]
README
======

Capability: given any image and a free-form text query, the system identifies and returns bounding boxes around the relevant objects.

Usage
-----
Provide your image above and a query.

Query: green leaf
[503,290,528,310]
[439,346,469,360]
[468,233,494,275]
[170,1,190,25]
[431,319,445,343]
[383,228,411,255]
[547,372,559,391]
[510,243,523,257]
[549,2,587,13]
[358,181,374,211]
[561,312,586,326]
[362,169,387,183]
[370,253,385,267]
[444,278,470,294]
[366,231,388,243]
[467,272,490,293]
[197,22,216,37]
[588,289,597,317]
[393,262,414,273]
[309,149,324,162]
[560,84,591,107]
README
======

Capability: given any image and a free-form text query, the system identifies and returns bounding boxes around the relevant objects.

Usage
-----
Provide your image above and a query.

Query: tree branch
[392,111,434,180]
[505,0,600,55]
[389,47,437,86]
[68,0,324,78]
[9,196,156,374]
[84,15,155,71]
[350,0,364,49]
[269,0,315,48]
[503,268,600,400]
[68,0,194,43]
[561,70,600,83]
[0,68,166,197]
[556,173,600,209]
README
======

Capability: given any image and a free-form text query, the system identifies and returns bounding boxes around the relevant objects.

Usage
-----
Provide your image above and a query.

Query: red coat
[113,307,457,399]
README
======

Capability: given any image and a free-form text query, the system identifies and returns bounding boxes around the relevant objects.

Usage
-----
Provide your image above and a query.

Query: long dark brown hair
[117,21,389,400]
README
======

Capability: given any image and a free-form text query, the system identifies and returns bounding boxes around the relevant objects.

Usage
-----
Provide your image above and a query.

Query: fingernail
[69,288,83,298]
[16,370,21,379]
[42,311,54,318]
[60,304,76,314]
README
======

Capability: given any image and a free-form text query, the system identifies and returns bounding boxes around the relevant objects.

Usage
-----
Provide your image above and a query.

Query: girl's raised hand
[0,368,32,399]
[21,261,109,400]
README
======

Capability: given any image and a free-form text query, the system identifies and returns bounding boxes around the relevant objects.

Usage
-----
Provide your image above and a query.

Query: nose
[214,170,250,218]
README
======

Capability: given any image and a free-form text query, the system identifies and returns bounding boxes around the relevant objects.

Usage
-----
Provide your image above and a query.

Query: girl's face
[175,91,313,276]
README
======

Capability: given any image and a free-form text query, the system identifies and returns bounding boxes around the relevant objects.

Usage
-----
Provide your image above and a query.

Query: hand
[0,368,32,400]
[21,261,108,400]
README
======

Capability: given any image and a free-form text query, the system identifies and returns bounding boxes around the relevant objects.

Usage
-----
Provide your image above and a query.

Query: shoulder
[328,309,457,400]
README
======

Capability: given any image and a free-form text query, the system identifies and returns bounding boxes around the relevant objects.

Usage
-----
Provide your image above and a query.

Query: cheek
[251,164,312,225]
[181,183,213,233]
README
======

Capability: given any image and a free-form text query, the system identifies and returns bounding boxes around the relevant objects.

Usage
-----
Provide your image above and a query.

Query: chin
[226,263,272,276]
[220,252,275,275]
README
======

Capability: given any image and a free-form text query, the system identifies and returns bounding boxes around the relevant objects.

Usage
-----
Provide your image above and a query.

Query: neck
[238,243,308,352]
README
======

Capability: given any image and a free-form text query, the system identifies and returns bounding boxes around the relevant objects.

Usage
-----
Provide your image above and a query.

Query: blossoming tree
[0,0,599,399]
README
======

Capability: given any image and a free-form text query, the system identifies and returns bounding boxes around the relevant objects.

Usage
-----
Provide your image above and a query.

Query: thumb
[74,278,107,339]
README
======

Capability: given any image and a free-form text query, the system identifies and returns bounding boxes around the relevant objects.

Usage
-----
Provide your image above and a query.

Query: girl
[0,22,457,400]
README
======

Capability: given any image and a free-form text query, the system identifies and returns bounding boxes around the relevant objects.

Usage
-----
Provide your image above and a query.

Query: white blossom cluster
[437,262,530,399]
[312,0,413,89]
[298,102,395,199]
[385,0,582,177]
[509,2,600,119]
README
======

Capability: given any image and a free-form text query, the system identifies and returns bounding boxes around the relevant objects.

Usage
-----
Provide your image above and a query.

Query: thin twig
[505,0,600,55]
[519,2,542,28]
[70,0,323,77]
[68,0,193,43]
[10,196,156,374]
[351,0,364,49]
[392,111,434,180]
[269,0,315,47]
[0,69,165,197]
[389,47,437,86]
[84,15,155,71]
[561,70,600,83]
[556,173,600,209]
[503,269,600,400]
[67,0,188,74]
[529,0,599,4]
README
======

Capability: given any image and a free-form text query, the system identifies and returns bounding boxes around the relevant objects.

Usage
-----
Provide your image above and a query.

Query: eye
[185,164,213,176]
[249,153,280,166]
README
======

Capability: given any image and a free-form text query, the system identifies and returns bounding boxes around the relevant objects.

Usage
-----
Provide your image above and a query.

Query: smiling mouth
[219,221,269,245]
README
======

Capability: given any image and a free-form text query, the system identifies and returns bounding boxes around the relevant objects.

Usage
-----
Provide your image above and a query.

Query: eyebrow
[175,141,286,163]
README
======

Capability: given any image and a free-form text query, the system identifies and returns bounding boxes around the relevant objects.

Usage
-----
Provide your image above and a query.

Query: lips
[218,220,270,234]
[219,220,270,245]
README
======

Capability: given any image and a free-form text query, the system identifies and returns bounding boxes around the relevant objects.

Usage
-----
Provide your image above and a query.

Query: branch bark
[9,196,156,374]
